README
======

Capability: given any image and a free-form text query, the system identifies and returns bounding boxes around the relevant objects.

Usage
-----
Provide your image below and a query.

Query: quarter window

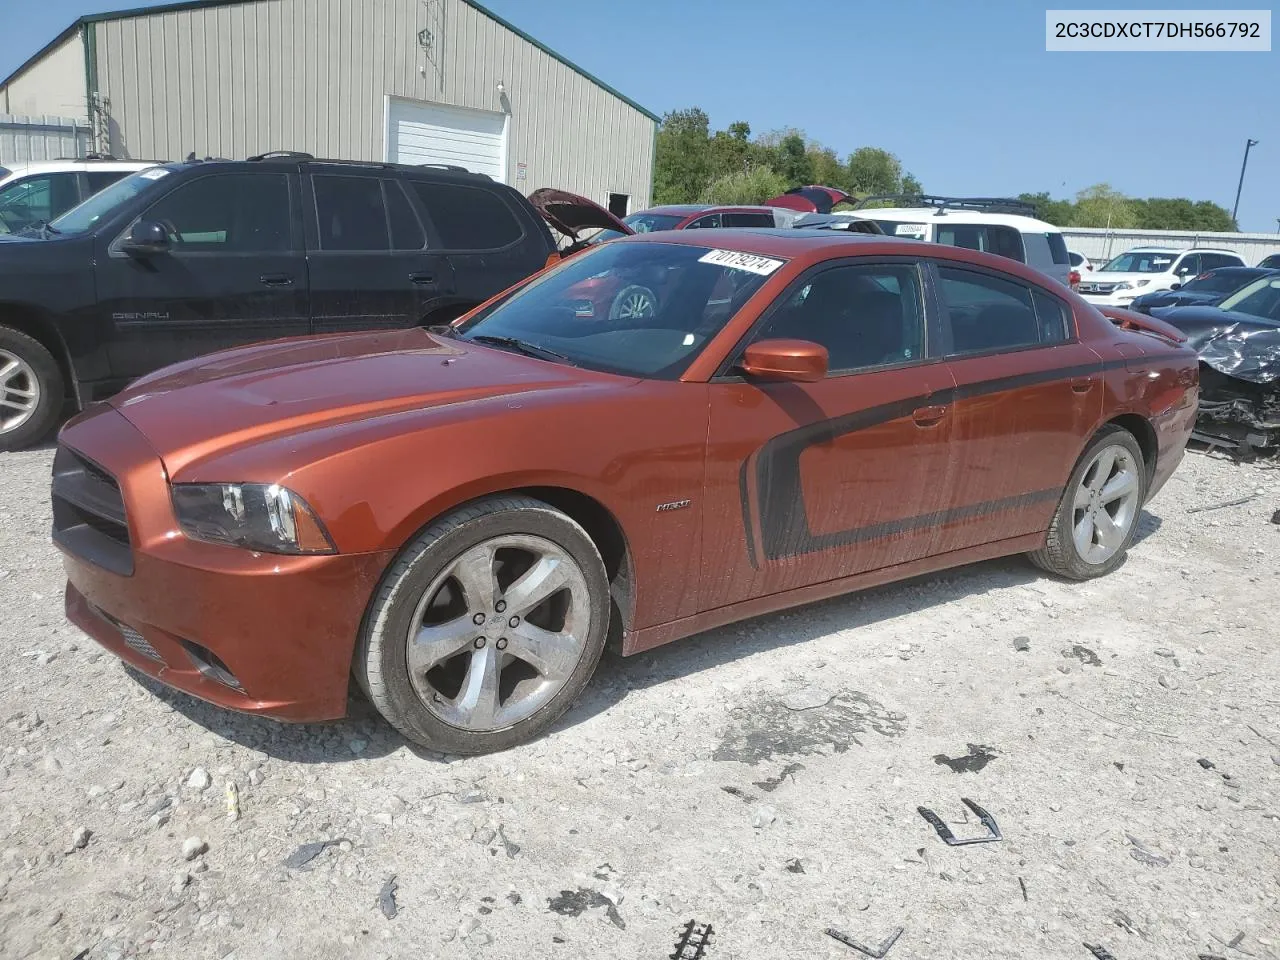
[314,175,390,251]
[410,181,522,249]
[143,173,291,252]
[938,266,1064,353]
[754,264,925,373]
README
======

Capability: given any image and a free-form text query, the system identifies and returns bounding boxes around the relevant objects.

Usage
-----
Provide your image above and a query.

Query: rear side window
[411,181,522,249]
[86,170,131,193]
[1200,252,1243,270]
[314,175,389,251]
[722,212,776,227]
[384,180,425,250]
[684,214,722,229]
[937,266,1051,354]
[935,223,1025,263]
[1046,232,1070,265]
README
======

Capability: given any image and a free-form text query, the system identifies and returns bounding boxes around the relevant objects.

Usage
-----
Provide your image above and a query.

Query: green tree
[1017,191,1075,226]
[700,165,791,205]
[807,146,845,192]
[653,107,712,204]
[900,172,924,198]
[776,133,813,186]
[1069,183,1139,229]
[707,120,756,178]
[846,147,903,197]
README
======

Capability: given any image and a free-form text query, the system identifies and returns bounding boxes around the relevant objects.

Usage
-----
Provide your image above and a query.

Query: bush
[699,166,790,206]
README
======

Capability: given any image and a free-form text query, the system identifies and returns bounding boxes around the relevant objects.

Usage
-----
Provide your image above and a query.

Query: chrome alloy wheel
[1071,444,1141,565]
[0,348,40,434]
[406,534,591,731]
[609,284,657,321]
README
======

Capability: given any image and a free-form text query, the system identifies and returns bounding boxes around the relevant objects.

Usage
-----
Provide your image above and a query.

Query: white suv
[831,197,1073,287]
[0,157,155,234]
[1078,247,1246,307]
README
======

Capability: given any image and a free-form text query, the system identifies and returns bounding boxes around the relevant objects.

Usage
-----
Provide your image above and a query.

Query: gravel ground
[1,443,1278,960]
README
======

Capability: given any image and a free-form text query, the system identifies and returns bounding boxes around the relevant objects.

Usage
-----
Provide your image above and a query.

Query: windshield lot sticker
[139,168,171,180]
[895,224,927,237]
[698,249,785,276]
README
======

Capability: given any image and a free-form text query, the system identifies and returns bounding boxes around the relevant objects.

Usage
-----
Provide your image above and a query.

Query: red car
[54,229,1198,754]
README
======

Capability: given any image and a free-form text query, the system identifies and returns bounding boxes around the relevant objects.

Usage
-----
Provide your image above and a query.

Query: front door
[700,259,957,610]
[930,261,1103,554]
[305,172,453,334]
[96,171,307,379]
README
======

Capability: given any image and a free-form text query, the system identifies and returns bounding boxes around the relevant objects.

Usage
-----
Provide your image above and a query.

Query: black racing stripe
[780,488,1061,561]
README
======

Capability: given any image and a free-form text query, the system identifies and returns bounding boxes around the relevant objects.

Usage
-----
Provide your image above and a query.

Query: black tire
[357,495,610,754]
[1029,425,1148,580]
[0,325,65,452]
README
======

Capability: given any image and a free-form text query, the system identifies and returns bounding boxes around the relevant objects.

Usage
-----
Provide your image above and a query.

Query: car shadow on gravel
[120,510,1164,758]
[565,510,1164,729]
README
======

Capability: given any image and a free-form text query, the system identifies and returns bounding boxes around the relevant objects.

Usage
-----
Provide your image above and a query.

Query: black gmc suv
[0,154,565,450]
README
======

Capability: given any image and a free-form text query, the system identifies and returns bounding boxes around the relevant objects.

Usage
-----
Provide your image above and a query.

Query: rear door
[930,261,1102,554]
[304,170,452,334]
[97,170,308,378]
[700,258,957,609]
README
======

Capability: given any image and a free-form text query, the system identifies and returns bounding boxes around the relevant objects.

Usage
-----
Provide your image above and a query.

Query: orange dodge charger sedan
[53,230,1199,754]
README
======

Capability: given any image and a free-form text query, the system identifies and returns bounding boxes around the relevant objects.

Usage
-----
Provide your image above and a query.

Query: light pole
[1231,138,1258,226]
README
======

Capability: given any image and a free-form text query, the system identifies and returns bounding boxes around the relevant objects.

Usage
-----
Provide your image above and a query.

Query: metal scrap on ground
[282,838,349,870]
[825,925,904,958]
[670,919,714,960]
[917,798,1003,845]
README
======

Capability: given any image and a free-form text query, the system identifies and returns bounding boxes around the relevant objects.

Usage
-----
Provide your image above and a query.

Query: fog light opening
[179,639,246,694]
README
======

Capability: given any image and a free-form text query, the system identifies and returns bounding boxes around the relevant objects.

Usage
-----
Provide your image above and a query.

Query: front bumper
[55,406,393,722]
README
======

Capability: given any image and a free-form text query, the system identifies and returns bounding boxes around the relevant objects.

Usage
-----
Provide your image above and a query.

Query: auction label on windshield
[698,249,785,276]
[1047,10,1270,50]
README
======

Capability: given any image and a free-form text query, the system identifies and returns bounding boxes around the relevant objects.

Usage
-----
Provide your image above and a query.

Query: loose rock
[186,768,211,792]
[181,837,208,861]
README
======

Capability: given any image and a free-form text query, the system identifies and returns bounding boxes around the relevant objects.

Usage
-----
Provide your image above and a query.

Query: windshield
[586,213,685,246]
[1217,276,1280,320]
[48,168,168,235]
[1183,269,1264,295]
[456,241,782,378]
[1100,251,1177,273]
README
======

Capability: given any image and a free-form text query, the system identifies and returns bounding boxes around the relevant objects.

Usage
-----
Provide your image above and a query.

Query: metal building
[0,0,657,213]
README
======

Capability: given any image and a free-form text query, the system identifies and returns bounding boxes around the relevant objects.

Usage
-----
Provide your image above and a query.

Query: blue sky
[5,0,1277,230]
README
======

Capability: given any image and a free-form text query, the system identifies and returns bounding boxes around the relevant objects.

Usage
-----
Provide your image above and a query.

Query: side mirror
[1170,282,1181,290]
[121,220,170,255]
[739,338,828,383]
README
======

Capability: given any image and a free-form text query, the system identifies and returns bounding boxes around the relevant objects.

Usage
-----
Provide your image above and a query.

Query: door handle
[912,404,948,427]
[259,273,294,286]
[409,272,435,285]
[1070,376,1098,394]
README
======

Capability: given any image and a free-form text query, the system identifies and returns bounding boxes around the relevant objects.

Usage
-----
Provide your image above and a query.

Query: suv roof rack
[304,157,476,174]
[52,153,118,161]
[247,150,315,161]
[854,194,1040,217]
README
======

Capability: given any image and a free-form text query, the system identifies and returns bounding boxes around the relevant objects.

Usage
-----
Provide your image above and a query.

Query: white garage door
[386,98,507,182]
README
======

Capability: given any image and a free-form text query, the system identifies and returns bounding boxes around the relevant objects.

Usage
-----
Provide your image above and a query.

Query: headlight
[171,483,335,554]
[1113,282,1132,291]
[1134,279,1151,287]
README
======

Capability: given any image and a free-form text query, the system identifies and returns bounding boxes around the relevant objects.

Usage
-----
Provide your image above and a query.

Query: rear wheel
[0,326,64,452]
[358,496,610,754]
[1030,426,1147,580]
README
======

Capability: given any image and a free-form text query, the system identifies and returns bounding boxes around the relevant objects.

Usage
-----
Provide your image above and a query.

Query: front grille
[92,605,163,662]
[51,445,133,575]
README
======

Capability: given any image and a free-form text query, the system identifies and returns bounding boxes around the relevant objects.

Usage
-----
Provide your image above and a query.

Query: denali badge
[655,499,691,513]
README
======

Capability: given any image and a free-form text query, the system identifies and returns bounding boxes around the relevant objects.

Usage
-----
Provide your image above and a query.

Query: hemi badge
[655,499,691,513]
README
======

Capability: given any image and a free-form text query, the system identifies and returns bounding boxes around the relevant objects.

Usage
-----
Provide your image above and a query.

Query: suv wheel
[358,495,610,754]
[0,326,64,451]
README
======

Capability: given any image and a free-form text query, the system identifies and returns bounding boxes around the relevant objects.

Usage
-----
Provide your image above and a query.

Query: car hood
[1151,305,1280,384]
[1132,289,1219,309]
[1081,272,1168,287]
[107,329,601,475]
[527,188,632,241]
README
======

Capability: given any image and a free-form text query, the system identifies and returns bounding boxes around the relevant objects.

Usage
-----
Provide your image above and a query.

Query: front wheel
[0,326,64,452]
[358,496,610,754]
[1029,426,1147,580]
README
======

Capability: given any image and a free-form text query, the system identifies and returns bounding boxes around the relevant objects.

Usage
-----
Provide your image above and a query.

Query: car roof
[149,156,502,182]
[1125,246,1241,255]
[1,158,155,178]
[837,207,1060,232]
[638,204,713,215]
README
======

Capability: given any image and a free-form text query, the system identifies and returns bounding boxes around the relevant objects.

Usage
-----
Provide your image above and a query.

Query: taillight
[1069,269,1081,291]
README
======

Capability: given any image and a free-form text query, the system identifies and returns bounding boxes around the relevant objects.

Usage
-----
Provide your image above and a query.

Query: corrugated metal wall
[1063,227,1280,266]
[0,33,88,120]
[92,0,654,205]
[0,115,90,166]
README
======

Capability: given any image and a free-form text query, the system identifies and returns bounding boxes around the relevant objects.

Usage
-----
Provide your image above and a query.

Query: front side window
[1218,275,1280,320]
[0,174,79,232]
[144,173,291,252]
[685,214,722,229]
[455,241,779,378]
[411,181,522,249]
[938,266,1064,354]
[1174,254,1201,277]
[752,264,925,373]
